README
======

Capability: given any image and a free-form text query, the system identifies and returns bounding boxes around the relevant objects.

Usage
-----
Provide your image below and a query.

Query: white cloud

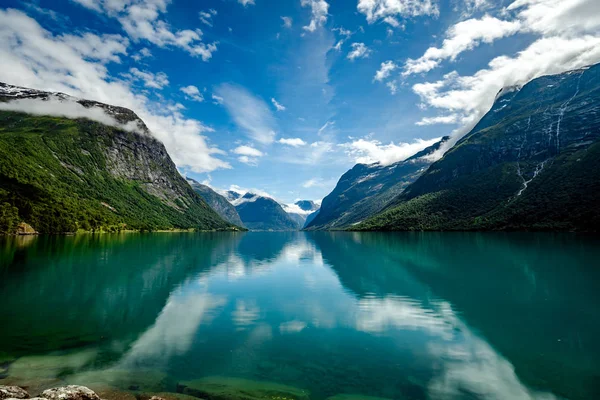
[127,67,169,89]
[233,145,264,157]
[301,0,329,32]
[233,146,264,166]
[0,8,229,173]
[281,16,293,28]
[214,84,277,144]
[413,35,600,159]
[61,33,129,63]
[0,97,143,133]
[357,0,439,24]
[347,43,371,60]
[342,137,442,166]
[271,97,286,111]
[386,80,399,95]
[508,0,600,36]
[278,138,307,147]
[415,114,461,126]
[374,60,397,81]
[199,9,217,27]
[211,94,224,105]
[403,15,522,76]
[132,47,152,62]
[180,85,204,102]
[238,0,255,6]
[302,177,334,188]
[71,0,218,61]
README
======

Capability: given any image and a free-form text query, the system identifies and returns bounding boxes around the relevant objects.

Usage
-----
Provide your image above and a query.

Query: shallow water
[1,232,599,400]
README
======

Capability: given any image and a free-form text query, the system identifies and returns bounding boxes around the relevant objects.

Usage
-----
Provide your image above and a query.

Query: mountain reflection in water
[1,232,599,400]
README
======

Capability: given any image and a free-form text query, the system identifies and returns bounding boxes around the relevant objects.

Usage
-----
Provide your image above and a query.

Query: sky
[0,0,599,204]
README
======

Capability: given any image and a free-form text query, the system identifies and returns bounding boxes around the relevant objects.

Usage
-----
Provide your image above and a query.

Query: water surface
[1,232,599,400]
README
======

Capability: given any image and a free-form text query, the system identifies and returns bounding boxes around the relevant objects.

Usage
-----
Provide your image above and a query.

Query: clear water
[1,232,599,400]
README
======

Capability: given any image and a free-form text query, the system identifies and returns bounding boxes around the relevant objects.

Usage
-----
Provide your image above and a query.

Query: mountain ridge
[0,82,235,234]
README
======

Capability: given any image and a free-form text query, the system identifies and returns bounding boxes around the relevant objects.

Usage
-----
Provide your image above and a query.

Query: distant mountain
[0,82,234,234]
[233,193,300,231]
[358,64,600,232]
[224,190,242,202]
[282,200,320,229]
[305,138,448,230]
[187,179,244,227]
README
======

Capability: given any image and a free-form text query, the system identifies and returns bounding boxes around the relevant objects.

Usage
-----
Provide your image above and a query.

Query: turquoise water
[1,232,599,400]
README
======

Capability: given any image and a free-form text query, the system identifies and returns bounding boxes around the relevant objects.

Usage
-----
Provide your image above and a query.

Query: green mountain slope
[188,179,245,227]
[305,138,448,230]
[357,64,600,232]
[0,83,235,233]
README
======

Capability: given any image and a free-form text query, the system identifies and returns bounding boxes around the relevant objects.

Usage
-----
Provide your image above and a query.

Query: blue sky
[0,0,599,204]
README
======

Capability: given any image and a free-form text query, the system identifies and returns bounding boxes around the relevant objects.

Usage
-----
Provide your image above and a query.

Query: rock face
[41,386,100,400]
[359,64,600,231]
[0,82,233,233]
[187,179,244,227]
[0,386,29,399]
[305,138,448,230]
[233,193,300,231]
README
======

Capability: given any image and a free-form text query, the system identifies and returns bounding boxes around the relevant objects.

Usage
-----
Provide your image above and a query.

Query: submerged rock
[0,386,30,399]
[41,386,100,400]
[177,377,309,400]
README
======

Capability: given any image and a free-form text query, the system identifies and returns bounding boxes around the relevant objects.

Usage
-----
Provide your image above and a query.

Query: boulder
[0,386,30,399]
[41,386,100,400]
[16,223,37,235]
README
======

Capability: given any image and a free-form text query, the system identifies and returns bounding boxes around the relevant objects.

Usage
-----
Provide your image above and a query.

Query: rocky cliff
[358,64,600,231]
[305,137,448,230]
[0,82,234,233]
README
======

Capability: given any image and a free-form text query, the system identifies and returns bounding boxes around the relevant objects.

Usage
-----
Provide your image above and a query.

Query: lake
[0,232,599,400]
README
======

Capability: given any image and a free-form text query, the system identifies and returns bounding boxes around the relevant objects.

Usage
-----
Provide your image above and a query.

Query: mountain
[0,82,235,234]
[282,200,320,228]
[305,138,448,230]
[187,179,244,227]
[357,64,600,232]
[233,193,300,231]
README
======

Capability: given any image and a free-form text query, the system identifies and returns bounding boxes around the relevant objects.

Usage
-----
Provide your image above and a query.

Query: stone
[41,386,100,400]
[16,223,37,235]
[0,386,30,400]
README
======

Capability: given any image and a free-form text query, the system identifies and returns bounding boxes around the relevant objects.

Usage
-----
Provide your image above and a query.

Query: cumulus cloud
[301,0,329,32]
[233,145,264,157]
[357,0,439,24]
[281,16,293,28]
[278,138,307,147]
[214,84,277,144]
[71,0,218,61]
[0,8,229,173]
[199,9,217,27]
[271,97,286,111]
[61,32,129,63]
[127,67,169,89]
[374,60,397,82]
[403,15,522,76]
[347,43,371,61]
[132,47,152,62]
[180,85,204,102]
[238,0,255,6]
[233,145,263,166]
[342,137,442,166]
